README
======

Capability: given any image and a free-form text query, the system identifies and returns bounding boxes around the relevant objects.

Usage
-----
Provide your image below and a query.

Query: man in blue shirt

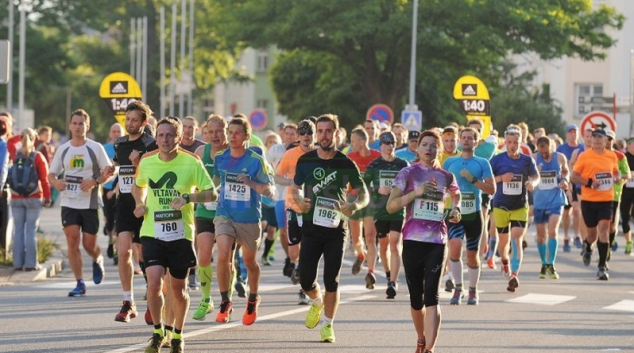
[396,131,420,162]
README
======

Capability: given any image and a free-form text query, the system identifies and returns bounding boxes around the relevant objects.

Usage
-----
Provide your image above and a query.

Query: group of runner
[45,101,632,353]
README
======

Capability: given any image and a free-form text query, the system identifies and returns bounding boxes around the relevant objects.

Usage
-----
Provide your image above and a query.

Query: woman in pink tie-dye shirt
[387,129,461,353]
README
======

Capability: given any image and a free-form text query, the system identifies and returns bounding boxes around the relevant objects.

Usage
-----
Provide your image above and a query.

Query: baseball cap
[605,129,616,140]
[379,122,388,130]
[297,119,315,135]
[277,122,285,130]
[408,130,420,141]
[591,129,606,137]
[379,131,396,145]
[565,124,578,132]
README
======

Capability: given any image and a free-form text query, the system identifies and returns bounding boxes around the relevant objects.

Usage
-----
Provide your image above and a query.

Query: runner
[363,131,409,297]
[179,116,206,153]
[392,123,408,150]
[274,119,316,304]
[443,127,495,305]
[213,116,275,325]
[108,101,158,322]
[47,109,114,296]
[532,136,569,280]
[604,130,629,263]
[191,114,229,321]
[387,129,461,353]
[364,119,381,151]
[568,127,593,251]
[439,126,460,165]
[396,130,421,163]
[571,128,620,280]
[557,124,584,252]
[489,125,540,292]
[293,114,369,343]
[620,137,634,256]
[102,123,123,264]
[133,116,217,353]
[347,128,381,276]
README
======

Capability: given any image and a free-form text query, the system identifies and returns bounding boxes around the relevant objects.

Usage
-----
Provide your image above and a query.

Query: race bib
[225,173,251,202]
[461,192,476,214]
[154,210,185,242]
[626,176,634,188]
[64,175,83,198]
[595,172,613,191]
[503,174,522,195]
[379,170,398,187]
[119,165,135,194]
[313,196,342,228]
[413,190,445,222]
[203,201,217,211]
[539,170,557,190]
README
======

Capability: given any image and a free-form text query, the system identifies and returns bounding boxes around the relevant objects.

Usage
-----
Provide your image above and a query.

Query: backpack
[8,152,40,196]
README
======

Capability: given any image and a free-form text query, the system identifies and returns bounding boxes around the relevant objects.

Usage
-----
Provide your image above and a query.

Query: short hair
[265,132,281,146]
[351,128,368,141]
[183,116,199,128]
[71,108,90,125]
[460,127,480,141]
[467,118,483,128]
[442,126,458,135]
[536,136,551,146]
[505,124,522,139]
[229,116,252,137]
[38,125,53,135]
[157,116,183,137]
[284,123,298,132]
[418,129,442,147]
[518,122,529,132]
[316,114,340,131]
[206,114,227,130]
[533,127,545,135]
[125,100,153,122]
[233,113,248,120]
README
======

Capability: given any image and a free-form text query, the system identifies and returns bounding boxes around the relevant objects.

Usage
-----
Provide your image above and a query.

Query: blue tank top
[533,153,565,209]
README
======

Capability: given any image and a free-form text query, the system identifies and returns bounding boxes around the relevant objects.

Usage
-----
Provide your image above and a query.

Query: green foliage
[0,235,60,265]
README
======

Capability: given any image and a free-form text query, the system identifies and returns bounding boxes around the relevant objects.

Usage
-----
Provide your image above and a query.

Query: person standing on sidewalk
[133,116,217,352]
[10,128,52,271]
[48,109,114,297]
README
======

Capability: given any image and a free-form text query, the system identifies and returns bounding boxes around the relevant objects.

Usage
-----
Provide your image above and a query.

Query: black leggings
[620,189,634,233]
[299,226,346,293]
[403,240,447,310]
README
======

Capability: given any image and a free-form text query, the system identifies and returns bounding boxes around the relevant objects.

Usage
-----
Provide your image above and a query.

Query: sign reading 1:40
[453,75,491,117]
[99,72,143,126]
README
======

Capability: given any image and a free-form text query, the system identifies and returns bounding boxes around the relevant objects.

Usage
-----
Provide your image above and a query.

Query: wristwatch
[95,177,101,185]
[182,193,190,204]
[471,176,478,184]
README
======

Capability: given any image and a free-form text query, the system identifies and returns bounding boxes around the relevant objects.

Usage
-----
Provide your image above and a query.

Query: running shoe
[626,241,633,255]
[563,239,571,253]
[487,257,496,269]
[216,300,233,323]
[188,274,199,291]
[93,255,105,285]
[234,279,247,298]
[320,324,335,343]
[107,243,115,259]
[507,274,519,292]
[192,299,214,321]
[582,250,592,266]
[144,333,166,353]
[68,282,86,297]
[607,249,612,262]
[611,240,618,252]
[114,300,138,322]
[283,258,293,277]
[547,265,560,280]
[522,239,528,250]
[365,272,376,289]
[386,281,397,299]
[597,267,609,281]
[539,265,547,279]
[164,331,173,348]
[113,254,118,266]
[261,256,271,266]
[450,288,464,305]
[443,274,454,292]
[415,338,426,353]
[351,257,364,275]
[242,295,260,325]
[291,268,301,285]
[574,237,582,249]
[501,263,511,280]
[467,289,479,305]
[145,308,153,325]
[170,338,183,353]
[298,290,310,305]
[305,301,324,329]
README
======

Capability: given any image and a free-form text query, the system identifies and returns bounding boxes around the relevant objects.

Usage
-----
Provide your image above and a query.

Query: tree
[212,0,624,128]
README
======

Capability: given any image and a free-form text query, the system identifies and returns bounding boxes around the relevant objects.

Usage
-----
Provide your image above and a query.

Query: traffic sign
[99,72,142,126]
[249,109,268,131]
[580,111,616,133]
[366,104,394,124]
[401,110,422,132]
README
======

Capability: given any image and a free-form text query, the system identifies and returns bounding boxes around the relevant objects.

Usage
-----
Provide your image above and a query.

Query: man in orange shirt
[275,119,316,304]
[571,129,620,280]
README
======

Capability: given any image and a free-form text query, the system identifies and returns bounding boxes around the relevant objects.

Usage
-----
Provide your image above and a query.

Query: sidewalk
[0,204,68,285]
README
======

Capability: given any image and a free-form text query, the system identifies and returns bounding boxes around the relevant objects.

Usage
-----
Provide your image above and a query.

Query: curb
[2,257,65,284]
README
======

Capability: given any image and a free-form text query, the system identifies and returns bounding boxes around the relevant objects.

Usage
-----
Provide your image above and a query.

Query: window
[256,99,269,109]
[257,49,269,72]
[203,98,214,113]
[575,83,604,118]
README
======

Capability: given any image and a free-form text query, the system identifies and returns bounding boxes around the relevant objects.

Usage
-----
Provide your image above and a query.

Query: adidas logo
[111,83,127,94]
[462,84,477,96]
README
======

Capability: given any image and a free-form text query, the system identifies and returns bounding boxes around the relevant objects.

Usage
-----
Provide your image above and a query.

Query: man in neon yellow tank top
[133,116,218,353]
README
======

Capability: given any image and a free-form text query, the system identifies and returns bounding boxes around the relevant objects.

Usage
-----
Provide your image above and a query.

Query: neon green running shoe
[305,302,324,329]
[144,333,166,353]
[192,299,214,321]
[626,241,632,255]
[320,324,335,343]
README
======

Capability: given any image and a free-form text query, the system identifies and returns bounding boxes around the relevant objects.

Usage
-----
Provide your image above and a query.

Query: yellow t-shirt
[439,150,460,166]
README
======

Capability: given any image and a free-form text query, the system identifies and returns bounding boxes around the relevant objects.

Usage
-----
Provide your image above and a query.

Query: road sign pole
[408,0,418,107]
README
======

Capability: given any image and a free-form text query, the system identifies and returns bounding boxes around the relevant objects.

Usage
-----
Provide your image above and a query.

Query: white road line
[506,293,576,306]
[103,294,376,353]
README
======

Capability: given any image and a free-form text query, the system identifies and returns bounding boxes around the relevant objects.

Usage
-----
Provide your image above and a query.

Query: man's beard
[320,141,334,151]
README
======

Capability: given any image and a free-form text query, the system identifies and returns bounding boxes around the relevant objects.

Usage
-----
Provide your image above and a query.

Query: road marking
[103,294,376,353]
[605,300,634,312]
[506,293,575,306]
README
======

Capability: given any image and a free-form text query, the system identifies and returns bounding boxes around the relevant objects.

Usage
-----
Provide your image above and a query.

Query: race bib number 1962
[313,196,342,228]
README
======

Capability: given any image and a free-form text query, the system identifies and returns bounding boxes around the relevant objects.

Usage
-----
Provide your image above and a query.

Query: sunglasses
[299,130,313,136]
[380,138,395,145]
